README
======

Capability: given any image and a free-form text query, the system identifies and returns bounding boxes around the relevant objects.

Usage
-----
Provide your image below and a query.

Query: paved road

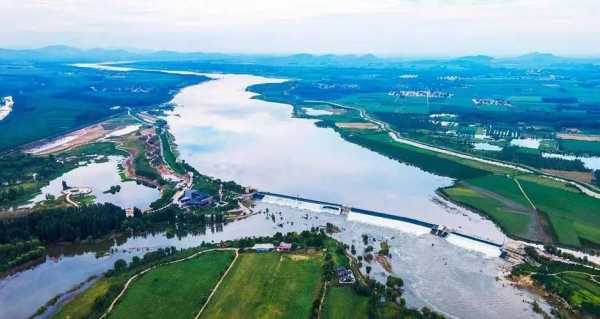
[304,100,600,199]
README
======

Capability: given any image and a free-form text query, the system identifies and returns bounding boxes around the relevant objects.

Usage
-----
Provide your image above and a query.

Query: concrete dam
[255,191,504,258]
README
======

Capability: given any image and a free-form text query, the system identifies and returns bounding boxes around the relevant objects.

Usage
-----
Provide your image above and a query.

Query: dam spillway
[256,191,503,257]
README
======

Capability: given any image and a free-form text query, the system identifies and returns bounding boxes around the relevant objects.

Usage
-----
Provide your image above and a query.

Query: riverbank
[2,65,582,319]
[285,99,600,251]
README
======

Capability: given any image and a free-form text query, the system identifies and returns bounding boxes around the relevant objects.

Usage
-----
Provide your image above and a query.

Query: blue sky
[2,0,599,56]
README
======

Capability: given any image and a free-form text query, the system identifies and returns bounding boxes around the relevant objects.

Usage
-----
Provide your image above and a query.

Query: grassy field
[322,286,369,319]
[558,272,600,307]
[444,171,600,247]
[324,238,349,267]
[201,252,323,319]
[517,176,600,247]
[465,175,532,208]
[53,277,115,319]
[340,130,496,180]
[559,139,600,155]
[515,255,600,314]
[108,250,234,319]
[442,185,532,239]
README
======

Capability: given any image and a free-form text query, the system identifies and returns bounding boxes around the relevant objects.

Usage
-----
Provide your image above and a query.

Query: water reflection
[0,203,543,319]
[167,74,506,241]
[0,213,288,319]
[27,156,160,209]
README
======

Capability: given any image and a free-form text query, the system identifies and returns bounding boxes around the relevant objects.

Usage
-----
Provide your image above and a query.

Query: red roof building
[277,242,292,252]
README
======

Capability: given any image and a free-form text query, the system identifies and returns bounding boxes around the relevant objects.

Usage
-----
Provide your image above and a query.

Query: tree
[366,266,372,275]
[362,234,369,245]
[130,256,141,268]
[114,259,127,273]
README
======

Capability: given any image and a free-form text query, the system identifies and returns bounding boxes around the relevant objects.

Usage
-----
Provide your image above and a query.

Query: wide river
[0,69,546,319]
[167,73,505,242]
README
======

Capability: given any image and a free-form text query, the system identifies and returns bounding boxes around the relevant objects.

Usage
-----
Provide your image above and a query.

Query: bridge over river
[255,191,505,258]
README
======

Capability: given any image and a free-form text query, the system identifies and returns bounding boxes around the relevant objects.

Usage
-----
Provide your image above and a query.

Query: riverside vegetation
[128,57,600,250]
[54,230,445,319]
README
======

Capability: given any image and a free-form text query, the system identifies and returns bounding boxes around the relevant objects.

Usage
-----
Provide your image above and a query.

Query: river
[0,68,547,319]
[166,73,506,242]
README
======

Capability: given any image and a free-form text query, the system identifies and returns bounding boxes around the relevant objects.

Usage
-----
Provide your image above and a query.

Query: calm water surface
[167,74,506,241]
[26,156,160,210]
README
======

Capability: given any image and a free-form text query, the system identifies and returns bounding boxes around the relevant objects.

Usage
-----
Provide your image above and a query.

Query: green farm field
[108,250,234,319]
[518,176,600,247]
[53,278,116,319]
[322,286,369,319]
[340,130,497,180]
[441,185,532,239]
[446,173,600,247]
[559,139,600,155]
[201,252,323,319]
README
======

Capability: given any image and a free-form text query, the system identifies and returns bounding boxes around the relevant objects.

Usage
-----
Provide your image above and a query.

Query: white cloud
[1,0,599,56]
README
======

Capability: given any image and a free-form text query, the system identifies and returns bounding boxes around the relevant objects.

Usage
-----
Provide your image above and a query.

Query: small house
[277,242,292,252]
[335,266,356,284]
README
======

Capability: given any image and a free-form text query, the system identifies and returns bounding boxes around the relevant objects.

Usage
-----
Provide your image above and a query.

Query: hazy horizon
[4,44,600,60]
[3,0,599,57]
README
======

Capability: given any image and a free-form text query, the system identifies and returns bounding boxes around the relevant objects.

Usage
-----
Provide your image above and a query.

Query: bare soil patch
[27,124,108,155]
[557,133,600,142]
[542,169,593,184]
[335,122,379,130]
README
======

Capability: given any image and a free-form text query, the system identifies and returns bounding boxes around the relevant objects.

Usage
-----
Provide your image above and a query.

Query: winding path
[193,249,240,319]
[99,248,239,319]
[64,193,79,208]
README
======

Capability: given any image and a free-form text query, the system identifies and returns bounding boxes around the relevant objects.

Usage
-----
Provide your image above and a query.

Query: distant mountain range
[0,45,597,68]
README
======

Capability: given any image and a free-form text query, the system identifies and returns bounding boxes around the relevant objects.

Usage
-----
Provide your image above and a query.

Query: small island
[103,185,122,194]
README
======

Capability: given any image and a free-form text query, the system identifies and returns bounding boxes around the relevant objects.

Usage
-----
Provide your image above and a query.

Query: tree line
[0,238,46,272]
[0,203,125,244]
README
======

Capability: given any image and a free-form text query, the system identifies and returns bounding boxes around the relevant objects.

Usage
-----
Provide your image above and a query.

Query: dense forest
[493,146,588,171]
[0,203,124,272]
[0,203,125,244]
